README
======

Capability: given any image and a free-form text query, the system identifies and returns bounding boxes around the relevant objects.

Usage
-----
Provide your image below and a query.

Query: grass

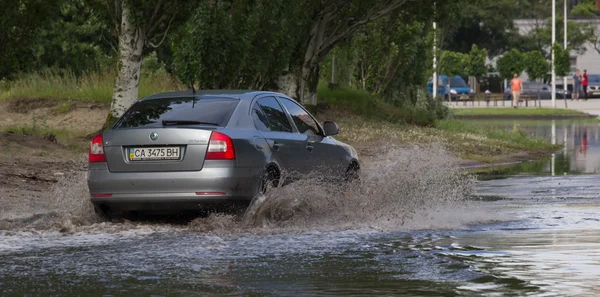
[324,114,559,163]
[0,71,560,163]
[0,69,183,103]
[316,85,441,126]
[435,119,557,151]
[451,107,586,116]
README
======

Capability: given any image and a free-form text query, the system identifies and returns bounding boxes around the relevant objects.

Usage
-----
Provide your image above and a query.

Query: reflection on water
[473,119,600,176]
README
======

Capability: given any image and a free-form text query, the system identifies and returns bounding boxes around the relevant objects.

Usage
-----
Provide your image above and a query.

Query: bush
[316,85,447,127]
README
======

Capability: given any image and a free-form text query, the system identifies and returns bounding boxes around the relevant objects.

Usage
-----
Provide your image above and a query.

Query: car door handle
[306,145,313,152]
[273,142,282,151]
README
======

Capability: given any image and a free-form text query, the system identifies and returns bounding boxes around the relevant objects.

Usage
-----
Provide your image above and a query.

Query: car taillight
[205,131,235,160]
[89,134,106,162]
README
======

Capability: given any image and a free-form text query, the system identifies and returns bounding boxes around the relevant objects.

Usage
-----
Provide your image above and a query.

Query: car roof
[140,90,286,101]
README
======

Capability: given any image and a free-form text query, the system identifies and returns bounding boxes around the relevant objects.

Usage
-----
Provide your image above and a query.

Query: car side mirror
[542,87,548,91]
[323,121,339,136]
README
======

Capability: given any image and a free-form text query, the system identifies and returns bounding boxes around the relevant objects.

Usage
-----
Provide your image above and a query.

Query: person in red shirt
[582,69,589,100]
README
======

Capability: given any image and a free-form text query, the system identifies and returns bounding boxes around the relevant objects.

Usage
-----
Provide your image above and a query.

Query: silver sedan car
[87,90,360,217]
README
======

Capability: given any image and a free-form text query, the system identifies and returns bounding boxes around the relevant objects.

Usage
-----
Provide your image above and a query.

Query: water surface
[2,125,600,296]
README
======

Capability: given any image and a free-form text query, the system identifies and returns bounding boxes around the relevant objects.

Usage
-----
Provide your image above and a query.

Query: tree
[277,0,412,105]
[440,51,467,77]
[442,0,519,57]
[465,44,488,80]
[553,43,571,102]
[572,0,600,56]
[554,44,571,78]
[338,2,434,100]
[496,49,525,79]
[171,0,305,92]
[0,0,61,80]
[103,0,192,128]
[523,50,549,82]
[33,0,114,76]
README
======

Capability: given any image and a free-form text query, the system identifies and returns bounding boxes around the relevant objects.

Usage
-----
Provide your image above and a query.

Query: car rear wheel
[93,204,114,221]
[344,162,360,183]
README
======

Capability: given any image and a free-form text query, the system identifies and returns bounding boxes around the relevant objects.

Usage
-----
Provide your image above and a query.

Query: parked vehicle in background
[585,74,600,98]
[87,90,360,218]
[427,75,475,101]
[503,82,571,100]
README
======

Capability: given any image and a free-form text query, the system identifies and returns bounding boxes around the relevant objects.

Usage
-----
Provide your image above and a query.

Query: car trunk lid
[103,128,214,172]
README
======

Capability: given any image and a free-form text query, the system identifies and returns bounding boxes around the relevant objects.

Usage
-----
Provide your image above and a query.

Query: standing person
[511,73,523,108]
[573,69,581,101]
[583,69,589,100]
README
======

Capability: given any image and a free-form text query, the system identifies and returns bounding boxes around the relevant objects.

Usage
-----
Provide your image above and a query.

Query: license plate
[129,147,180,161]
[594,92,600,95]
[460,95,468,99]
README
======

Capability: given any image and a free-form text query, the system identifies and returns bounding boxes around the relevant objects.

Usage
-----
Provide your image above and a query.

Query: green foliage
[33,0,114,76]
[553,44,571,77]
[440,51,468,77]
[345,8,432,100]
[440,45,487,78]
[317,85,446,127]
[497,49,525,79]
[441,0,518,57]
[518,17,590,56]
[465,45,488,79]
[524,50,549,81]
[571,0,597,17]
[171,0,307,89]
[0,0,62,80]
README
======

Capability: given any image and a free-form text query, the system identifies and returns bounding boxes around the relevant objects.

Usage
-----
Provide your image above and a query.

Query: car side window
[251,104,270,132]
[257,97,292,132]
[279,98,321,136]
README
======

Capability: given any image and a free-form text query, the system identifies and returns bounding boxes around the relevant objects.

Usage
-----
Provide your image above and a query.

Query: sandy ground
[447,98,600,116]
[0,99,103,207]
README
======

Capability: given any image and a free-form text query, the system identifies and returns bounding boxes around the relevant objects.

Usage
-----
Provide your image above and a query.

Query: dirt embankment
[0,98,108,134]
[0,99,105,204]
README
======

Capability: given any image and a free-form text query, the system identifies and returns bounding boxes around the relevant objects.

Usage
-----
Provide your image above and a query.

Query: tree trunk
[275,72,300,99]
[109,5,145,120]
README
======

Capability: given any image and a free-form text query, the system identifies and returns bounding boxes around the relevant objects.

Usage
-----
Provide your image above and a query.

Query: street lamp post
[433,21,437,99]
[432,1,437,99]
[552,0,557,108]
[564,0,568,106]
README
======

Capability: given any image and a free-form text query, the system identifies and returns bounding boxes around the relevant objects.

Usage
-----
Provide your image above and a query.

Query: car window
[589,75,600,83]
[114,97,239,129]
[251,104,270,132]
[257,97,292,132]
[449,77,468,88]
[279,98,321,136]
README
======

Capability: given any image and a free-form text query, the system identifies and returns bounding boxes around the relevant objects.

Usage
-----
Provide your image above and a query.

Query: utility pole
[552,0,557,108]
[432,1,437,99]
[564,0,568,107]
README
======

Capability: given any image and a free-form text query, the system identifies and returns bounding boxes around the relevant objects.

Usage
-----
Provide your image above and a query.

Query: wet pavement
[2,123,600,296]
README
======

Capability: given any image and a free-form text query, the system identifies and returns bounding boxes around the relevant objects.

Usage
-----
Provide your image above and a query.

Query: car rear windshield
[113,97,239,129]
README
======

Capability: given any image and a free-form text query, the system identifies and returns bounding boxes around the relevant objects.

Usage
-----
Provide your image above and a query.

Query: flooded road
[2,128,600,296]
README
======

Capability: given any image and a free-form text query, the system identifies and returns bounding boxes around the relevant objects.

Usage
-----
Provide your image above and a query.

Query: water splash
[0,144,481,234]
[237,144,478,232]
[0,171,99,231]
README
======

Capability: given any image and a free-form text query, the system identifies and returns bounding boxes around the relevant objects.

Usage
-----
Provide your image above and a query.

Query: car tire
[344,163,360,183]
[93,204,113,221]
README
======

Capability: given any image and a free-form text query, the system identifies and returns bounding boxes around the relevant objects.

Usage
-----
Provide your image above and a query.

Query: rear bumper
[87,162,261,209]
